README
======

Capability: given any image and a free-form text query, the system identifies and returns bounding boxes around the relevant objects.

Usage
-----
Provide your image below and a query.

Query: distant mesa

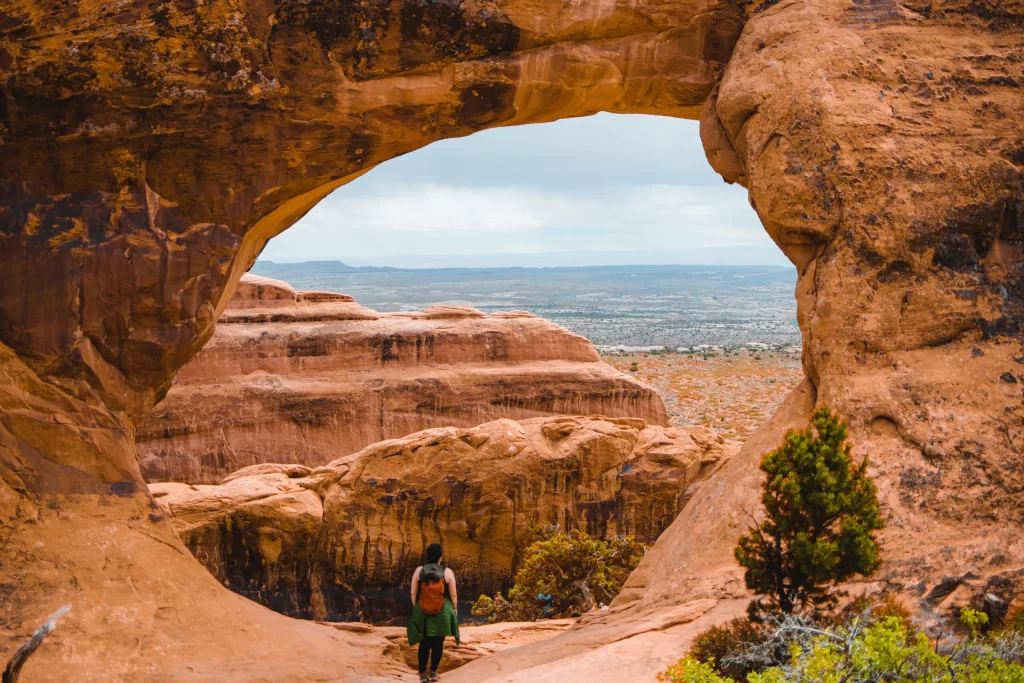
[413,304,487,319]
[220,273,376,323]
[137,274,668,483]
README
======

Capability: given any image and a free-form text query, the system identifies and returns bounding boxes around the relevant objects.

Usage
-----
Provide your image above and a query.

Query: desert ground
[603,347,804,440]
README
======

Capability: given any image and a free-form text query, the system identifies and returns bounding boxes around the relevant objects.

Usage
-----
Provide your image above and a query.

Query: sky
[259,113,789,268]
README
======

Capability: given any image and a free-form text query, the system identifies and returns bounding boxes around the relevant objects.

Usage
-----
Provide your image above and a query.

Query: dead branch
[574,581,596,613]
[3,604,72,683]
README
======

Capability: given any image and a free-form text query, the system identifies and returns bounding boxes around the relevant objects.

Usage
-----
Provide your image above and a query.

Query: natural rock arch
[1,0,1022,679]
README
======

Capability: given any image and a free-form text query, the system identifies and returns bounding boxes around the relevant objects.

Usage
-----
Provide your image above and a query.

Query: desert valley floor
[603,350,803,440]
[250,260,806,441]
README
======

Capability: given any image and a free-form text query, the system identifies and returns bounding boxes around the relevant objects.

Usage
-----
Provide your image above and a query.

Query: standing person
[407,543,460,682]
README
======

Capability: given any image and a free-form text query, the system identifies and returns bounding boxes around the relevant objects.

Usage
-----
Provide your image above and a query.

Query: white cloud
[270,181,768,259]
[258,114,778,266]
[308,184,576,232]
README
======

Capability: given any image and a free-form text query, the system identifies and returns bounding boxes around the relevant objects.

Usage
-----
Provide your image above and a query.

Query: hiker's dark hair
[426,543,443,564]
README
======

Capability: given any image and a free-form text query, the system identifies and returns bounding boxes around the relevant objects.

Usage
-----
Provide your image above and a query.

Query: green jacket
[407,598,460,646]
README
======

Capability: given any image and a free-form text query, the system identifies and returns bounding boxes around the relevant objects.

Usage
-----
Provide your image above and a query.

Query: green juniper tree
[735,407,884,615]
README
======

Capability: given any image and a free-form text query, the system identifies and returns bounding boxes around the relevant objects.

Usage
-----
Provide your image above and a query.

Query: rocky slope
[150,416,738,623]
[2,0,1023,679]
[136,275,668,484]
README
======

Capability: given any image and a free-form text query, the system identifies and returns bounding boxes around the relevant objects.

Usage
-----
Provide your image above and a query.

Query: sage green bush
[659,611,1024,683]
[471,528,645,623]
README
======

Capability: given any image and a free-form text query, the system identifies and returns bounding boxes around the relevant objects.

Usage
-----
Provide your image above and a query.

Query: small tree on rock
[735,407,884,615]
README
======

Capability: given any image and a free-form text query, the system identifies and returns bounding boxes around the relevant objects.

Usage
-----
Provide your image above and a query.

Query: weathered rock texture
[2,0,1023,679]
[150,416,737,622]
[449,3,1024,680]
[136,274,668,483]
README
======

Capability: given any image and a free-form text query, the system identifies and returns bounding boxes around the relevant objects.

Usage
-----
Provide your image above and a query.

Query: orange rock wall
[151,416,739,622]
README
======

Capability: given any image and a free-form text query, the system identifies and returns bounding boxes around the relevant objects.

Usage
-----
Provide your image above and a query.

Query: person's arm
[410,566,421,606]
[446,568,460,645]
[446,568,458,609]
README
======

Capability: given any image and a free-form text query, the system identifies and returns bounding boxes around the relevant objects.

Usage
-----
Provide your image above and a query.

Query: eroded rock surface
[449,2,1024,679]
[151,416,738,622]
[2,0,1023,679]
[137,275,668,483]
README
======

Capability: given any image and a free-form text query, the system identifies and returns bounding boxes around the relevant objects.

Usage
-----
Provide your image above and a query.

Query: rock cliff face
[137,275,668,483]
[2,0,1023,679]
[450,2,1024,678]
[151,416,738,622]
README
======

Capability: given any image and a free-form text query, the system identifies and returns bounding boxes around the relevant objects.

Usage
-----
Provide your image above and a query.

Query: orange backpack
[418,563,446,616]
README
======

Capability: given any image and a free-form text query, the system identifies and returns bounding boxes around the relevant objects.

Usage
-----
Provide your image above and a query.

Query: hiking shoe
[428,673,440,682]
[419,675,429,683]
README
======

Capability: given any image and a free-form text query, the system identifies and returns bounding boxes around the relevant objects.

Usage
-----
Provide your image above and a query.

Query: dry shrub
[872,594,916,632]
[689,595,916,679]
[839,593,916,635]
[689,617,766,679]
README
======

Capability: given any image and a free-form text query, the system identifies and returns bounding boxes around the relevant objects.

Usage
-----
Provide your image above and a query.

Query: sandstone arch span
[1,0,1023,679]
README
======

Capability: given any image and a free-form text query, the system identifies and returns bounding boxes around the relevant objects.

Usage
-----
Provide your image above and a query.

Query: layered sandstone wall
[136,275,668,483]
[151,416,738,622]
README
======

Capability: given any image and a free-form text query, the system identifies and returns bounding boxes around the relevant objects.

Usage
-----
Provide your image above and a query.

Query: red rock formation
[151,416,738,622]
[136,275,668,483]
[2,0,1023,679]
[448,2,1024,679]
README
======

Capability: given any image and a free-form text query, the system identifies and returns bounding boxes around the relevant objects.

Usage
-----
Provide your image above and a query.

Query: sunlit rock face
[136,275,669,483]
[150,416,738,622]
[2,0,1023,679]
[680,0,1024,612]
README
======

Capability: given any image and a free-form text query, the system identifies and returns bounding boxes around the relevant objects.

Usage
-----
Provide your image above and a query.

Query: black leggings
[418,635,444,673]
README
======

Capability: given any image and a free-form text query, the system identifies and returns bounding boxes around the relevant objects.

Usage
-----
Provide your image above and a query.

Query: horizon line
[254,259,796,270]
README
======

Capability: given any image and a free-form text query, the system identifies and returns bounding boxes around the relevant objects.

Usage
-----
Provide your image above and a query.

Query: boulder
[151,469,323,618]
